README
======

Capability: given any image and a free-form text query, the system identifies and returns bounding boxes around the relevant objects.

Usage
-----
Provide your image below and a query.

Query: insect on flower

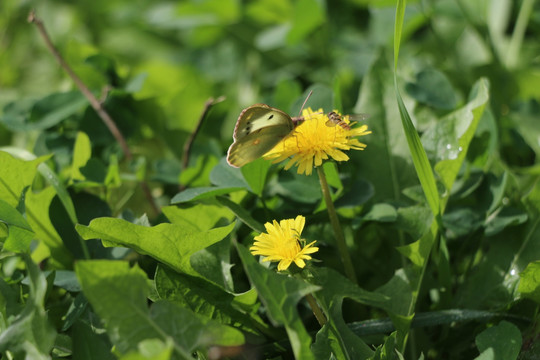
[325,112,370,130]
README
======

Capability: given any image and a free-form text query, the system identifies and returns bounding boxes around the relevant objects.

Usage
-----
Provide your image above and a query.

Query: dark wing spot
[268,114,274,120]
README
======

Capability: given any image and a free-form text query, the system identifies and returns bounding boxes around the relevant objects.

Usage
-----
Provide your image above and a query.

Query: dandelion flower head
[250,215,318,271]
[264,108,371,175]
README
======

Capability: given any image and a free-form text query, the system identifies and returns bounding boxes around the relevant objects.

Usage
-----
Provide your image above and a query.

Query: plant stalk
[317,166,357,284]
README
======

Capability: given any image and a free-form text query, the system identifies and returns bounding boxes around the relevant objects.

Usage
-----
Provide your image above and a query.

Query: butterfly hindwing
[227,125,292,167]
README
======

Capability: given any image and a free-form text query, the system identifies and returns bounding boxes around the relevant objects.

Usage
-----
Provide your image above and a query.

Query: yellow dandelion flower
[250,215,319,271]
[264,108,372,175]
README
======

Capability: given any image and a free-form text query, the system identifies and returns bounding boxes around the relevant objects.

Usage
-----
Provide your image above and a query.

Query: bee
[325,112,369,130]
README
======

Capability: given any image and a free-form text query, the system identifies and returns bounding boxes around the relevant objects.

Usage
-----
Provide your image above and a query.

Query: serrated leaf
[154,266,262,335]
[76,218,234,276]
[76,260,243,358]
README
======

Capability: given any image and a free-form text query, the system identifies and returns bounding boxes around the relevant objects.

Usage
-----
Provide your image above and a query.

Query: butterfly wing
[233,104,293,140]
[227,125,293,167]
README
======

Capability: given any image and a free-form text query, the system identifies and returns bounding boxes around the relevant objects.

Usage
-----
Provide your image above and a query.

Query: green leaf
[217,196,265,233]
[518,261,540,303]
[427,78,490,193]
[170,186,245,203]
[0,197,32,231]
[119,339,173,360]
[0,151,46,207]
[405,68,457,109]
[353,56,418,204]
[76,260,152,355]
[26,187,73,268]
[3,226,34,253]
[0,92,87,131]
[286,0,325,44]
[154,266,263,335]
[76,218,234,276]
[241,158,272,196]
[237,244,318,360]
[76,260,243,358]
[0,255,56,359]
[162,203,233,231]
[369,331,397,360]
[310,267,389,359]
[474,321,522,360]
[71,132,92,182]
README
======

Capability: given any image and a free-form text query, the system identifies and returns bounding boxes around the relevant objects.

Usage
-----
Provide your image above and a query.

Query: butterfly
[227,104,298,167]
[325,112,369,130]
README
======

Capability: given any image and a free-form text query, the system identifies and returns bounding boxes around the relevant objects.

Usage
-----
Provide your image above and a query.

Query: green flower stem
[306,293,327,327]
[317,166,358,284]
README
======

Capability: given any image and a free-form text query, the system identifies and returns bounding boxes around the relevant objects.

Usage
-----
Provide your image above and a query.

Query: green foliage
[1,0,540,359]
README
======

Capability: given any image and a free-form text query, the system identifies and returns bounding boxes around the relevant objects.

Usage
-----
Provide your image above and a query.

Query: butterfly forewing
[233,104,293,140]
[228,104,295,167]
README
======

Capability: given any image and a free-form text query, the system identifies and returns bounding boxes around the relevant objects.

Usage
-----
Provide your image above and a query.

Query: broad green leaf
[76,260,242,358]
[426,78,489,194]
[474,321,522,360]
[171,186,245,203]
[76,260,152,355]
[119,339,173,360]
[26,187,73,268]
[0,255,56,359]
[237,244,318,360]
[353,56,418,204]
[0,151,46,207]
[241,158,272,196]
[76,218,234,277]
[209,158,251,189]
[0,92,87,131]
[405,68,457,109]
[162,203,233,231]
[3,226,34,253]
[155,266,263,335]
[286,0,325,45]
[0,198,31,231]
[151,300,244,351]
[271,170,322,204]
[30,92,88,130]
[375,267,419,348]
[518,261,540,303]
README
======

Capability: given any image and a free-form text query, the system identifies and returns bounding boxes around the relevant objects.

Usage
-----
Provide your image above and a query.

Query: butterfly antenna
[298,90,313,116]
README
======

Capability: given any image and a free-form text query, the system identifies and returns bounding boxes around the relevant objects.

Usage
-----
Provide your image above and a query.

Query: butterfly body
[227,104,294,167]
